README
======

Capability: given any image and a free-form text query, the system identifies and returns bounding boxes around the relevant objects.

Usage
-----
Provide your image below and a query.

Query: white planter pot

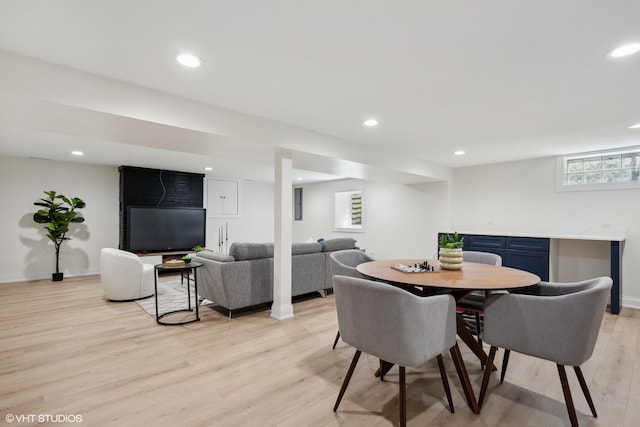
[439,247,463,270]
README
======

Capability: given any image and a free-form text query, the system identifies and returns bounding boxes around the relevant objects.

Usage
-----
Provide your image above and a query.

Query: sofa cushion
[196,251,235,262]
[292,242,322,255]
[321,238,357,252]
[230,243,274,260]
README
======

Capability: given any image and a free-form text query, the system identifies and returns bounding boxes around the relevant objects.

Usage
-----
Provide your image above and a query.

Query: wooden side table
[153,261,203,325]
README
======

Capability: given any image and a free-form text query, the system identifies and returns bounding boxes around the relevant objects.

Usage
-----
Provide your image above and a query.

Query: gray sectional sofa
[193,238,358,313]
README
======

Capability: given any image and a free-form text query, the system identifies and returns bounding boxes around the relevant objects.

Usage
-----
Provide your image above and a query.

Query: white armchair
[100,248,154,301]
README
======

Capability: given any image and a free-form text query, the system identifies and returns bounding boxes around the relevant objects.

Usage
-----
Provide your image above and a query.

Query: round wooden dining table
[356,259,541,414]
[357,259,540,292]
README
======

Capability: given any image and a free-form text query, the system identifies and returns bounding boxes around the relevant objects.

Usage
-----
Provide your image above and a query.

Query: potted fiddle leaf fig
[33,191,86,281]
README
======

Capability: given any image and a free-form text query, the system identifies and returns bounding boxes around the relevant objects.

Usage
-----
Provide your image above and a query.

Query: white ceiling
[0,1,639,183]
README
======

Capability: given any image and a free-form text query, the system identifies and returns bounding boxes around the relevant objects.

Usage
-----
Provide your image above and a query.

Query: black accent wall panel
[119,166,205,250]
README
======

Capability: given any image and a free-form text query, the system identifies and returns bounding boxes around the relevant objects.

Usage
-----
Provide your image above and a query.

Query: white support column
[271,150,294,320]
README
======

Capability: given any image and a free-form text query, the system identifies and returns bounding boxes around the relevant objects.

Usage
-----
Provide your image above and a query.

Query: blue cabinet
[468,235,506,250]
[439,232,550,281]
[505,249,549,281]
[506,237,550,252]
[438,232,622,314]
[467,235,507,260]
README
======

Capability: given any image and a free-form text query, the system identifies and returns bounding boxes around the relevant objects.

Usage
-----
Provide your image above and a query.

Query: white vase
[439,247,463,270]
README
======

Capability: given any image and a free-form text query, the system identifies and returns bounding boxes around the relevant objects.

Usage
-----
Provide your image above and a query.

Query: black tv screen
[127,207,206,252]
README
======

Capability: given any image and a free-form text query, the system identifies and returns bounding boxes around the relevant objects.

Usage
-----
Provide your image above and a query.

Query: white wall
[1,157,276,283]
[451,156,640,306]
[205,179,275,253]
[293,178,450,259]
[10,152,635,307]
[0,156,119,283]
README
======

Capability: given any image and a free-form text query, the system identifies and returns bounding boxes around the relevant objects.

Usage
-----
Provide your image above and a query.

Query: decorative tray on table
[390,261,438,273]
[162,259,186,268]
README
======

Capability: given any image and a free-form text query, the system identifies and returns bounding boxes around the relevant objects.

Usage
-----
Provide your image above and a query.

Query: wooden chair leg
[378,359,394,381]
[332,330,341,349]
[475,311,482,346]
[399,366,406,427]
[500,349,510,383]
[574,366,597,418]
[437,354,454,413]
[478,345,498,408]
[557,364,579,427]
[475,311,485,370]
[449,343,480,414]
[334,350,361,412]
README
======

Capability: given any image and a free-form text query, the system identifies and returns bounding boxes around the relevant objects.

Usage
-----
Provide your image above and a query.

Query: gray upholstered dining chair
[457,251,502,347]
[333,275,465,426]
[477,277,612,427]
[328,249,374,349]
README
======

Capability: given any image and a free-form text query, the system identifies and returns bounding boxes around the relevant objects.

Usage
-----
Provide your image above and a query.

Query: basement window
[556,147,640,191]
[334,189,364,232]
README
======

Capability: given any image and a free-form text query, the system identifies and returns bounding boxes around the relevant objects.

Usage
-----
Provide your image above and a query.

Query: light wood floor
[1,275,639,427]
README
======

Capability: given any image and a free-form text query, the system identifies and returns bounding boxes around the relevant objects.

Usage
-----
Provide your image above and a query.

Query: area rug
[135,279,214,316]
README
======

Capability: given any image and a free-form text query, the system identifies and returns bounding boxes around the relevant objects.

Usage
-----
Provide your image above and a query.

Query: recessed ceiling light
[296,177,303,181]
[176,53,201,68]
[363,119,379,127]
[71,150,84,156]
[454,150,465,156]
[204,167,213,171]
[609,43,640,58]
[629,123,640,129]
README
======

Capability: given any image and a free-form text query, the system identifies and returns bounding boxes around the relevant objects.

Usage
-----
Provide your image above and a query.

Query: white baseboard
[270,303,294,320]
[622,296,640,311]
[0,269,100,284]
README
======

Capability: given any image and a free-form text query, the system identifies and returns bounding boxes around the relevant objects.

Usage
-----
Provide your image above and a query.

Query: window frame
[333,188,365,233]
[556,146,640,192]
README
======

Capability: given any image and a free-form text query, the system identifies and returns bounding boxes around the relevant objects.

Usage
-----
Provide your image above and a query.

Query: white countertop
[454,228,626,242]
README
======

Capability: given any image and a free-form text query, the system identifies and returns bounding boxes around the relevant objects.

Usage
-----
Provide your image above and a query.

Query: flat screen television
[127,207,206,253]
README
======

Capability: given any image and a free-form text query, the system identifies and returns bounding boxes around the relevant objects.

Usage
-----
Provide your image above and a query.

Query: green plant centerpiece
[182,254,192,264]
[438,232,464,270]
[33,190,86,281]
